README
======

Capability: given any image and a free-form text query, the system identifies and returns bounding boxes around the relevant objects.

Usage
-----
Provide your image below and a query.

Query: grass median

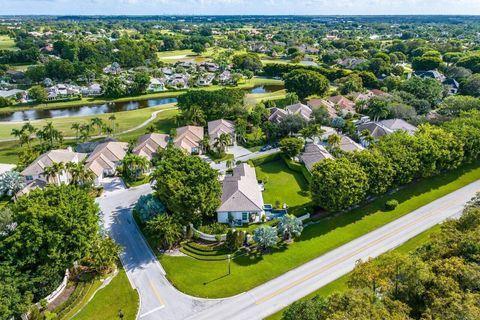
[158,161,480,298]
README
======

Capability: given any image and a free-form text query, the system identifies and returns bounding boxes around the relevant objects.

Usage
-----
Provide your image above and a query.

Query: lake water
[0,85,284,122]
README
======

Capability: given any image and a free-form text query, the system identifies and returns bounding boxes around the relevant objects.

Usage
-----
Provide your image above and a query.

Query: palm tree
[37,122,63,150]
[79,123,93,142]
[214,133,232,153]
[44,162,65,185]
[108,114,117,136]
[90,117,104,136]
[11,128,23,146]
[120,154,149,181]
[103,125,113,137]
[200,135,211,154]
[367,98,390,122]
[145,214,182,250]
[327,133,341,149]
[360,129,375,146]
[66,161,95,186]
[187,105,206,126]
[71,123,81,141]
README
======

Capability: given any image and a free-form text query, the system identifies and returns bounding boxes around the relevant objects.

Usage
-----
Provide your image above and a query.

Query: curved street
[97,180,480,320]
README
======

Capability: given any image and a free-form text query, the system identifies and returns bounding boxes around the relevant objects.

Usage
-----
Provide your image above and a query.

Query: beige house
[85,141,129,185]
[217,163,264,225]
[173,126,204,154]
[133,133,170,161]
[208,119,236,149]
[268,103,312,123]
[339,135,364,153]
[21,148,87,185]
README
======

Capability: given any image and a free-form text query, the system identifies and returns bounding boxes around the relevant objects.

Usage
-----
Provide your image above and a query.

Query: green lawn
[266,224,442,320]
[158,161,480,298]
[0,35,17,50]
[255,159,311,215]
[72,268,139,320]
[0,104,177,140]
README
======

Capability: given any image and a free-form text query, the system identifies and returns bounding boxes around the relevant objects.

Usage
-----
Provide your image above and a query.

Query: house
[217,163,264,225]
[349,92,373,102]
[299,44,319,55]
[219,70,233,84]
[412,70,446,82]
[268,107,289,123]
[337,57,367,69]
[147,78,166,92]
[328,96,356,115]
[199,62,220,72]
[85,141,129,185]
[379,118,417,134]
[307,99,338,118]
[167,74,189,89]
[268,103,312,123]
[286,103,312,122]
[443,78,460,95]
[300,143,334,171]
[197,73,215,86]
[0,89,26,102]
[81,83,102,96]
[357,118,417,146]
[103,62,122,75]
[208,119,236,149]
[21,148,87,185]
[16,179,48,199]
[339,136,364,153]
[173,125,204,154]
[47,84,81,101]
[133,133,170,161]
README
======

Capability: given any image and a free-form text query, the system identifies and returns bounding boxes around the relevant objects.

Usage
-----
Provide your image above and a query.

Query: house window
[242,212,248,221]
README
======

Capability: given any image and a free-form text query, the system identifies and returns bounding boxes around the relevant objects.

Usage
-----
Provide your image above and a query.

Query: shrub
[385,199,399,211]
[134,194,165,222]
[198,222,229,235]
[225,229,245,252]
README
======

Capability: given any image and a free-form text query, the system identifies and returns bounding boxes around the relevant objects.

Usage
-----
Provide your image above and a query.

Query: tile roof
[218,163,264,212]
[300,143,334,171]
[21,149,87,176]
[173,126,204,153]
[85,141,128,177]
[133,133,170,160]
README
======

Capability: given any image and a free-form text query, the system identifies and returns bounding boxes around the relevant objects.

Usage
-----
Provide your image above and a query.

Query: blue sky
[2,0,480,16]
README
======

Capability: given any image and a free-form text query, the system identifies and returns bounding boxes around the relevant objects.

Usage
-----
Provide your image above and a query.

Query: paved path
[0,106,177,142]
[98,179,480,320]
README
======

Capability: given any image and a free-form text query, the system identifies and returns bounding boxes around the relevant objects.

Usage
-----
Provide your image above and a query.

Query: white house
[217,163,264,225]
[85,141,128,185]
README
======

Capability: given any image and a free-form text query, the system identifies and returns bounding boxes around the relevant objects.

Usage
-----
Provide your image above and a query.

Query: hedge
[247,152,282,166]
[280,154,313,184]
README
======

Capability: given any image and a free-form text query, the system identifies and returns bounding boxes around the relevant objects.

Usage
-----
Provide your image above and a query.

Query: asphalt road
[98,179,480,320]
[97,184,223,320]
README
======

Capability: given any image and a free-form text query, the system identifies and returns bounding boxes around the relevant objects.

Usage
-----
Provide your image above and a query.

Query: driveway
[226,145,252,158]
[100,177,127,194]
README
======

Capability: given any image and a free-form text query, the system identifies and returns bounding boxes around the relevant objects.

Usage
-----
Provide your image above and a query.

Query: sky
[2,0,480,16]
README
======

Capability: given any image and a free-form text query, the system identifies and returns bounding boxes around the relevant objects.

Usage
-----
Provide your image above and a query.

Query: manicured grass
[158,161,480,298]
[0,35,17,50]
[59,278,103,320]
[255,159,311,215]
[72,268,139,320]
[0,104,177,140]
[265,224,443,320]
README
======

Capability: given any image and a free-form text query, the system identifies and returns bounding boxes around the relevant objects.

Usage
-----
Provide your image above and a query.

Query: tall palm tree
[120,154,149,180]
[90,117,104,136]
[187,105,206,126]
[11,128,23,146]
[108,114,117,136]
[327,133,341,149]
[200,135,211,154]
[79,123,93,142]
[214,133,232,153]
[44,162,64,185]
[66,161,95,186]
[71,123,81,141]
[37,122,63,150]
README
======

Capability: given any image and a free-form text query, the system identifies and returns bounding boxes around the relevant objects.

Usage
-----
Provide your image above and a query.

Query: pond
[0,84,284,122]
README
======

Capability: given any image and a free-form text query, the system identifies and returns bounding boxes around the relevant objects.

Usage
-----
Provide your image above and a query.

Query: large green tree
[284,69,329,99]
[310,158,369,212]
[152,146,221,224]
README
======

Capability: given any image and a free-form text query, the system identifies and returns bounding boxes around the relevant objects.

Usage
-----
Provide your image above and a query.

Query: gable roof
[300,143,334,171]
[268,107,288,123]
[21,149,87,176]
[173,125,204,153]
[328,95,356,113]
[208,119,235,144]
[133,133,170,160]
[218,163,264,212]
[286,103,312,121]
[85,141,128,177]
[357,122,392,139]
[340,135,364,152]
[378,118,417,134]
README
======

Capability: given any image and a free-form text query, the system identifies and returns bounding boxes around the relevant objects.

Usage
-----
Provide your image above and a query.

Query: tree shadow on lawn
[296,163,479,243]
[233,242,289,267]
